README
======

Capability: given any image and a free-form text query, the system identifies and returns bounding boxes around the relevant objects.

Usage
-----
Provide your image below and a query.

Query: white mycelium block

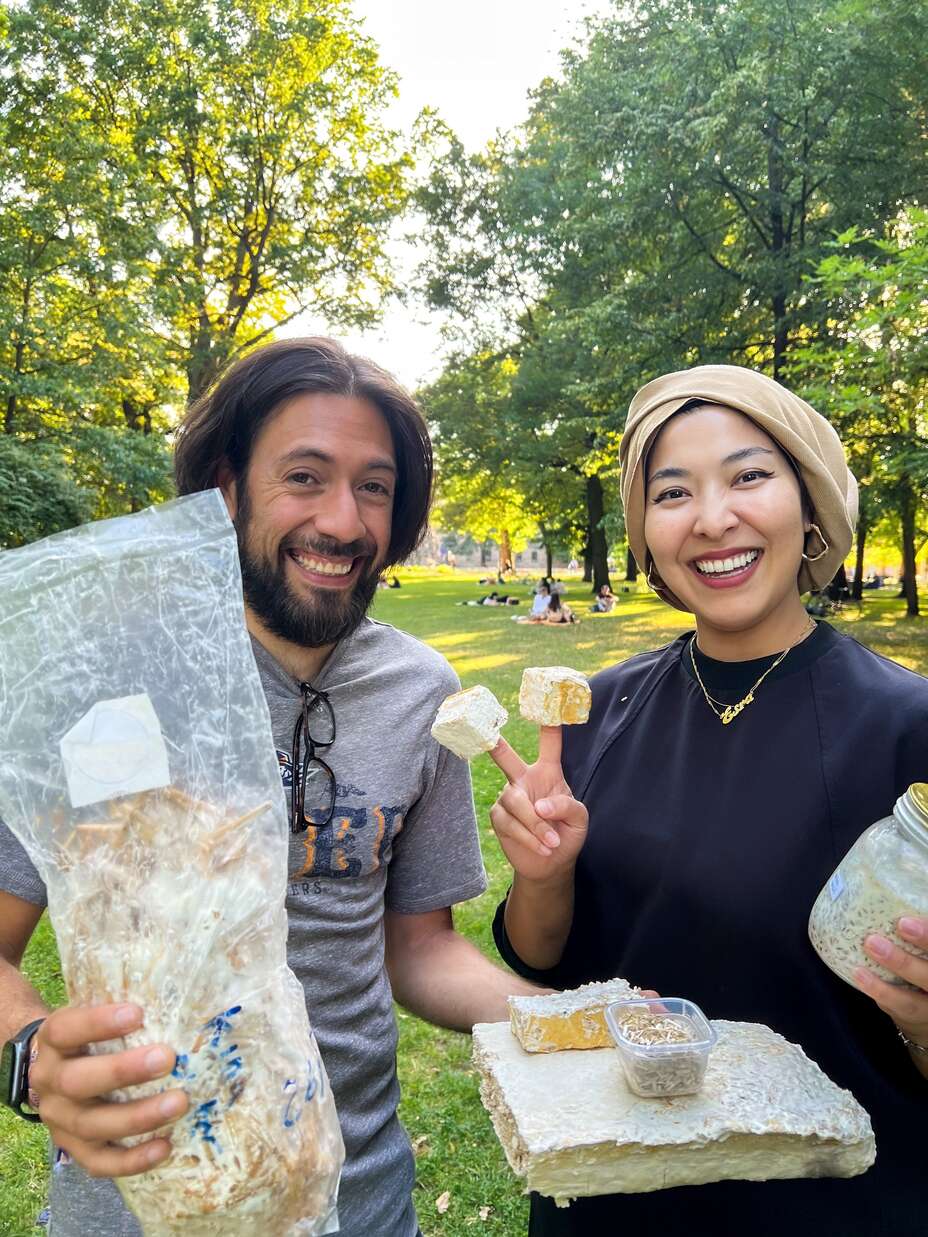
[473,1018,874,1205]
[431,686,509,760]
[519,666,591,727]
[509,979,641,1053]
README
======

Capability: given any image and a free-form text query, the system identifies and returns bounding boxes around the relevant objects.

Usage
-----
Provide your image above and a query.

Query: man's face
[223,393,396,649]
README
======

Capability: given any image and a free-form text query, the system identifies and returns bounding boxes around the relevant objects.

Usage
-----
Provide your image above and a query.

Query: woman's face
[643,405,808,634]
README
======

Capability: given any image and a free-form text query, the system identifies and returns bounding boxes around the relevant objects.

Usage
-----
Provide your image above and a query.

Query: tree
[2,0,409,406]
[417,0,927,598]
[793,211,928,615]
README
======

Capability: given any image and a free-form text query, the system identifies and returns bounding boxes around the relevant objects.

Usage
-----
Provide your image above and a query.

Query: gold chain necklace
[689,620,815,725]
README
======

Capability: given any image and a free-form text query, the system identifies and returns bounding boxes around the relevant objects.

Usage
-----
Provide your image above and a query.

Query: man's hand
[489,727,589,884]
[857,915,928,1077]
[29,1003,189,1177]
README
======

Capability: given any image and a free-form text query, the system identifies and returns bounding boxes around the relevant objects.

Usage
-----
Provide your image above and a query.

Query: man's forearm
[0,956,49,1042]
[503,870,574,971]
[388,928,548,1031]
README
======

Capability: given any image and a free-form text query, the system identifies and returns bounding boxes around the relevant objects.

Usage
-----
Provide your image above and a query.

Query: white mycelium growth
[519,667,591,727]
[53,788,344,1236]
[431,686,509,760]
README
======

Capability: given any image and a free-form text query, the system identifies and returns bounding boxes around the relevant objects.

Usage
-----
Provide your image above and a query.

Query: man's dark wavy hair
[173,337,433,567]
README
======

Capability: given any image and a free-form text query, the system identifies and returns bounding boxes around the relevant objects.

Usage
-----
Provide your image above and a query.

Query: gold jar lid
[908,783,928,823]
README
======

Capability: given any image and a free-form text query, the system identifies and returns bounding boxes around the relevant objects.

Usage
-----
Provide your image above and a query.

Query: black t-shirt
[494,623,928,1236]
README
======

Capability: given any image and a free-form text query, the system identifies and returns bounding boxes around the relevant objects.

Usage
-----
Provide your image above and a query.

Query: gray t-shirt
[0,618,486,1237]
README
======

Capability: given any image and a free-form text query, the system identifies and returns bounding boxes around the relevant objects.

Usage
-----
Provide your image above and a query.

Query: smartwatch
[1,1018,45,1122]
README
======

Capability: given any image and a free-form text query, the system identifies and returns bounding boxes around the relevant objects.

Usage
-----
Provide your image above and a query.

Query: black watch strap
[1,1017,46,1123]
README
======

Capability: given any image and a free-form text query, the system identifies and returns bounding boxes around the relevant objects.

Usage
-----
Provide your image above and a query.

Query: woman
[528,583,552,621]
[489,366,928,1236]
[543,591,576,624]
[591,584,615,613]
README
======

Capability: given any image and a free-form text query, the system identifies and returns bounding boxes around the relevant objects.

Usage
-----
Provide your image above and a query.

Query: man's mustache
[283,535,376,561]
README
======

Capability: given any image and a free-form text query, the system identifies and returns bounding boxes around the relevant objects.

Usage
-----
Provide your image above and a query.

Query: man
[0,338,541,1237]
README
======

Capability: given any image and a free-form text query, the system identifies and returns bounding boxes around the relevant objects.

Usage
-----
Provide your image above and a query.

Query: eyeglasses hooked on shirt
[290,682,336,834]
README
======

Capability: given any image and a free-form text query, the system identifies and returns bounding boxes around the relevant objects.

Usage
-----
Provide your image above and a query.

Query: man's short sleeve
[385,683,487,915]
[0,821,48,907]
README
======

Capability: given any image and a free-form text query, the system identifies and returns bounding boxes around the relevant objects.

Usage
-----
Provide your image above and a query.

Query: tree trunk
[186,333,223,404]
[582,546,592,583]
[625,546,638,583]
[766,113,789,382]
[586,474,611,594]
[480,541,491,567]
[498,528,512,574]
[852,520,867,602]
[545,543,553,578]
[900,485,919,616]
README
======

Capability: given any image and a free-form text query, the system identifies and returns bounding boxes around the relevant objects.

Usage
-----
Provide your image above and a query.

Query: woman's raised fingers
[488,738,528,785]
[537,725,563,766]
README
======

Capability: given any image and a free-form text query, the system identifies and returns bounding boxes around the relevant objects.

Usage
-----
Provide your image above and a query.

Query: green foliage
[792,208,928,610]
[418,0,928,589]
[0,438,93,549]
[0,0,411,547]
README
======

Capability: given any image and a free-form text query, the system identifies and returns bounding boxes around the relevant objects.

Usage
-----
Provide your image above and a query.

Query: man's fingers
[52,1043,178,1103]
[538,725,563,766]
[66,1088,189,1145]
[40,1005,143,1056]
[488,738,528,785]
[57,1135,174,1180]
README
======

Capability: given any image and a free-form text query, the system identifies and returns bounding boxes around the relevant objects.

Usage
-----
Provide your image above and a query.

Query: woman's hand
[856,916,928,1066]
[489,726,588,884]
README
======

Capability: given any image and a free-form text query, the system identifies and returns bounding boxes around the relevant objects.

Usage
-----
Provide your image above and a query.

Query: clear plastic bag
[0,492,344,1235]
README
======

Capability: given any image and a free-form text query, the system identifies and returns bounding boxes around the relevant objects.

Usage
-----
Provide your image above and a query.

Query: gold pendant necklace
[689,620,815,725]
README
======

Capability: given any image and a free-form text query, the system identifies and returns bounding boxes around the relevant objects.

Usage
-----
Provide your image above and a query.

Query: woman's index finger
[488,737,528,784]
[537,725,563,766]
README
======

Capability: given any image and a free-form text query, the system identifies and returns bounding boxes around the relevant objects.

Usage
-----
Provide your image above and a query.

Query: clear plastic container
[605,997,717,1098]
[809,783,928,989]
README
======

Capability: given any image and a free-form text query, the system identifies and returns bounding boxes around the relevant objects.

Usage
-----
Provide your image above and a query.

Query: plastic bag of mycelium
[0,492,344,1236]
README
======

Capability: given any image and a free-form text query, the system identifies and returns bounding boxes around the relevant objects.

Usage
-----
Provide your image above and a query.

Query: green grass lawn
[4,573,928,1236]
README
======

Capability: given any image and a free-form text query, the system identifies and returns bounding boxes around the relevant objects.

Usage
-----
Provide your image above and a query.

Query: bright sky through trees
[286,0,613,388]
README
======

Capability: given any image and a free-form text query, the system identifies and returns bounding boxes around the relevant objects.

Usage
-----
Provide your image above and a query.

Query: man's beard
[234,504,381,650]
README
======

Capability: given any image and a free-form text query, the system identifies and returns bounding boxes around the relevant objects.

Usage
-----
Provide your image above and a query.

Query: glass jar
[809,783,928,988]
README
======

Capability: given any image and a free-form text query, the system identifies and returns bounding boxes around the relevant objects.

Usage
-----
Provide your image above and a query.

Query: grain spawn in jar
[809,783,928,989]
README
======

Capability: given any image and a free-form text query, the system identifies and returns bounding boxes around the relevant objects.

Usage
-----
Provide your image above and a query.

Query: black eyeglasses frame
[290,683,336,836]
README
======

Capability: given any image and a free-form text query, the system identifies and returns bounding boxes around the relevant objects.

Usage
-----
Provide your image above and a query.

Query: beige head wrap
[619,364,858,611]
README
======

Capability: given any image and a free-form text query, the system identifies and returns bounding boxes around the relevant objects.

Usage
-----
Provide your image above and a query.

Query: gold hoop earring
[646,561,664,592]
[802,524,829,563]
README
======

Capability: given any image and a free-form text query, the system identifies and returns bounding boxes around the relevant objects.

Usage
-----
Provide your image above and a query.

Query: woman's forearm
[504,869,575,971]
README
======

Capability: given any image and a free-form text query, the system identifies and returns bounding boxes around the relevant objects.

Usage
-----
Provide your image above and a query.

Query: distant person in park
[529,582,552,620]
[487,365,927,1236]
[0,337,542,1237]
[590,584,615,613]
[543,592,576,624]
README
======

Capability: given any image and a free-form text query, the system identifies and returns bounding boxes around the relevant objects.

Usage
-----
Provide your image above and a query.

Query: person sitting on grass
[543,592,576,624]
[528,583,552,620]
[590,584,615,613]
